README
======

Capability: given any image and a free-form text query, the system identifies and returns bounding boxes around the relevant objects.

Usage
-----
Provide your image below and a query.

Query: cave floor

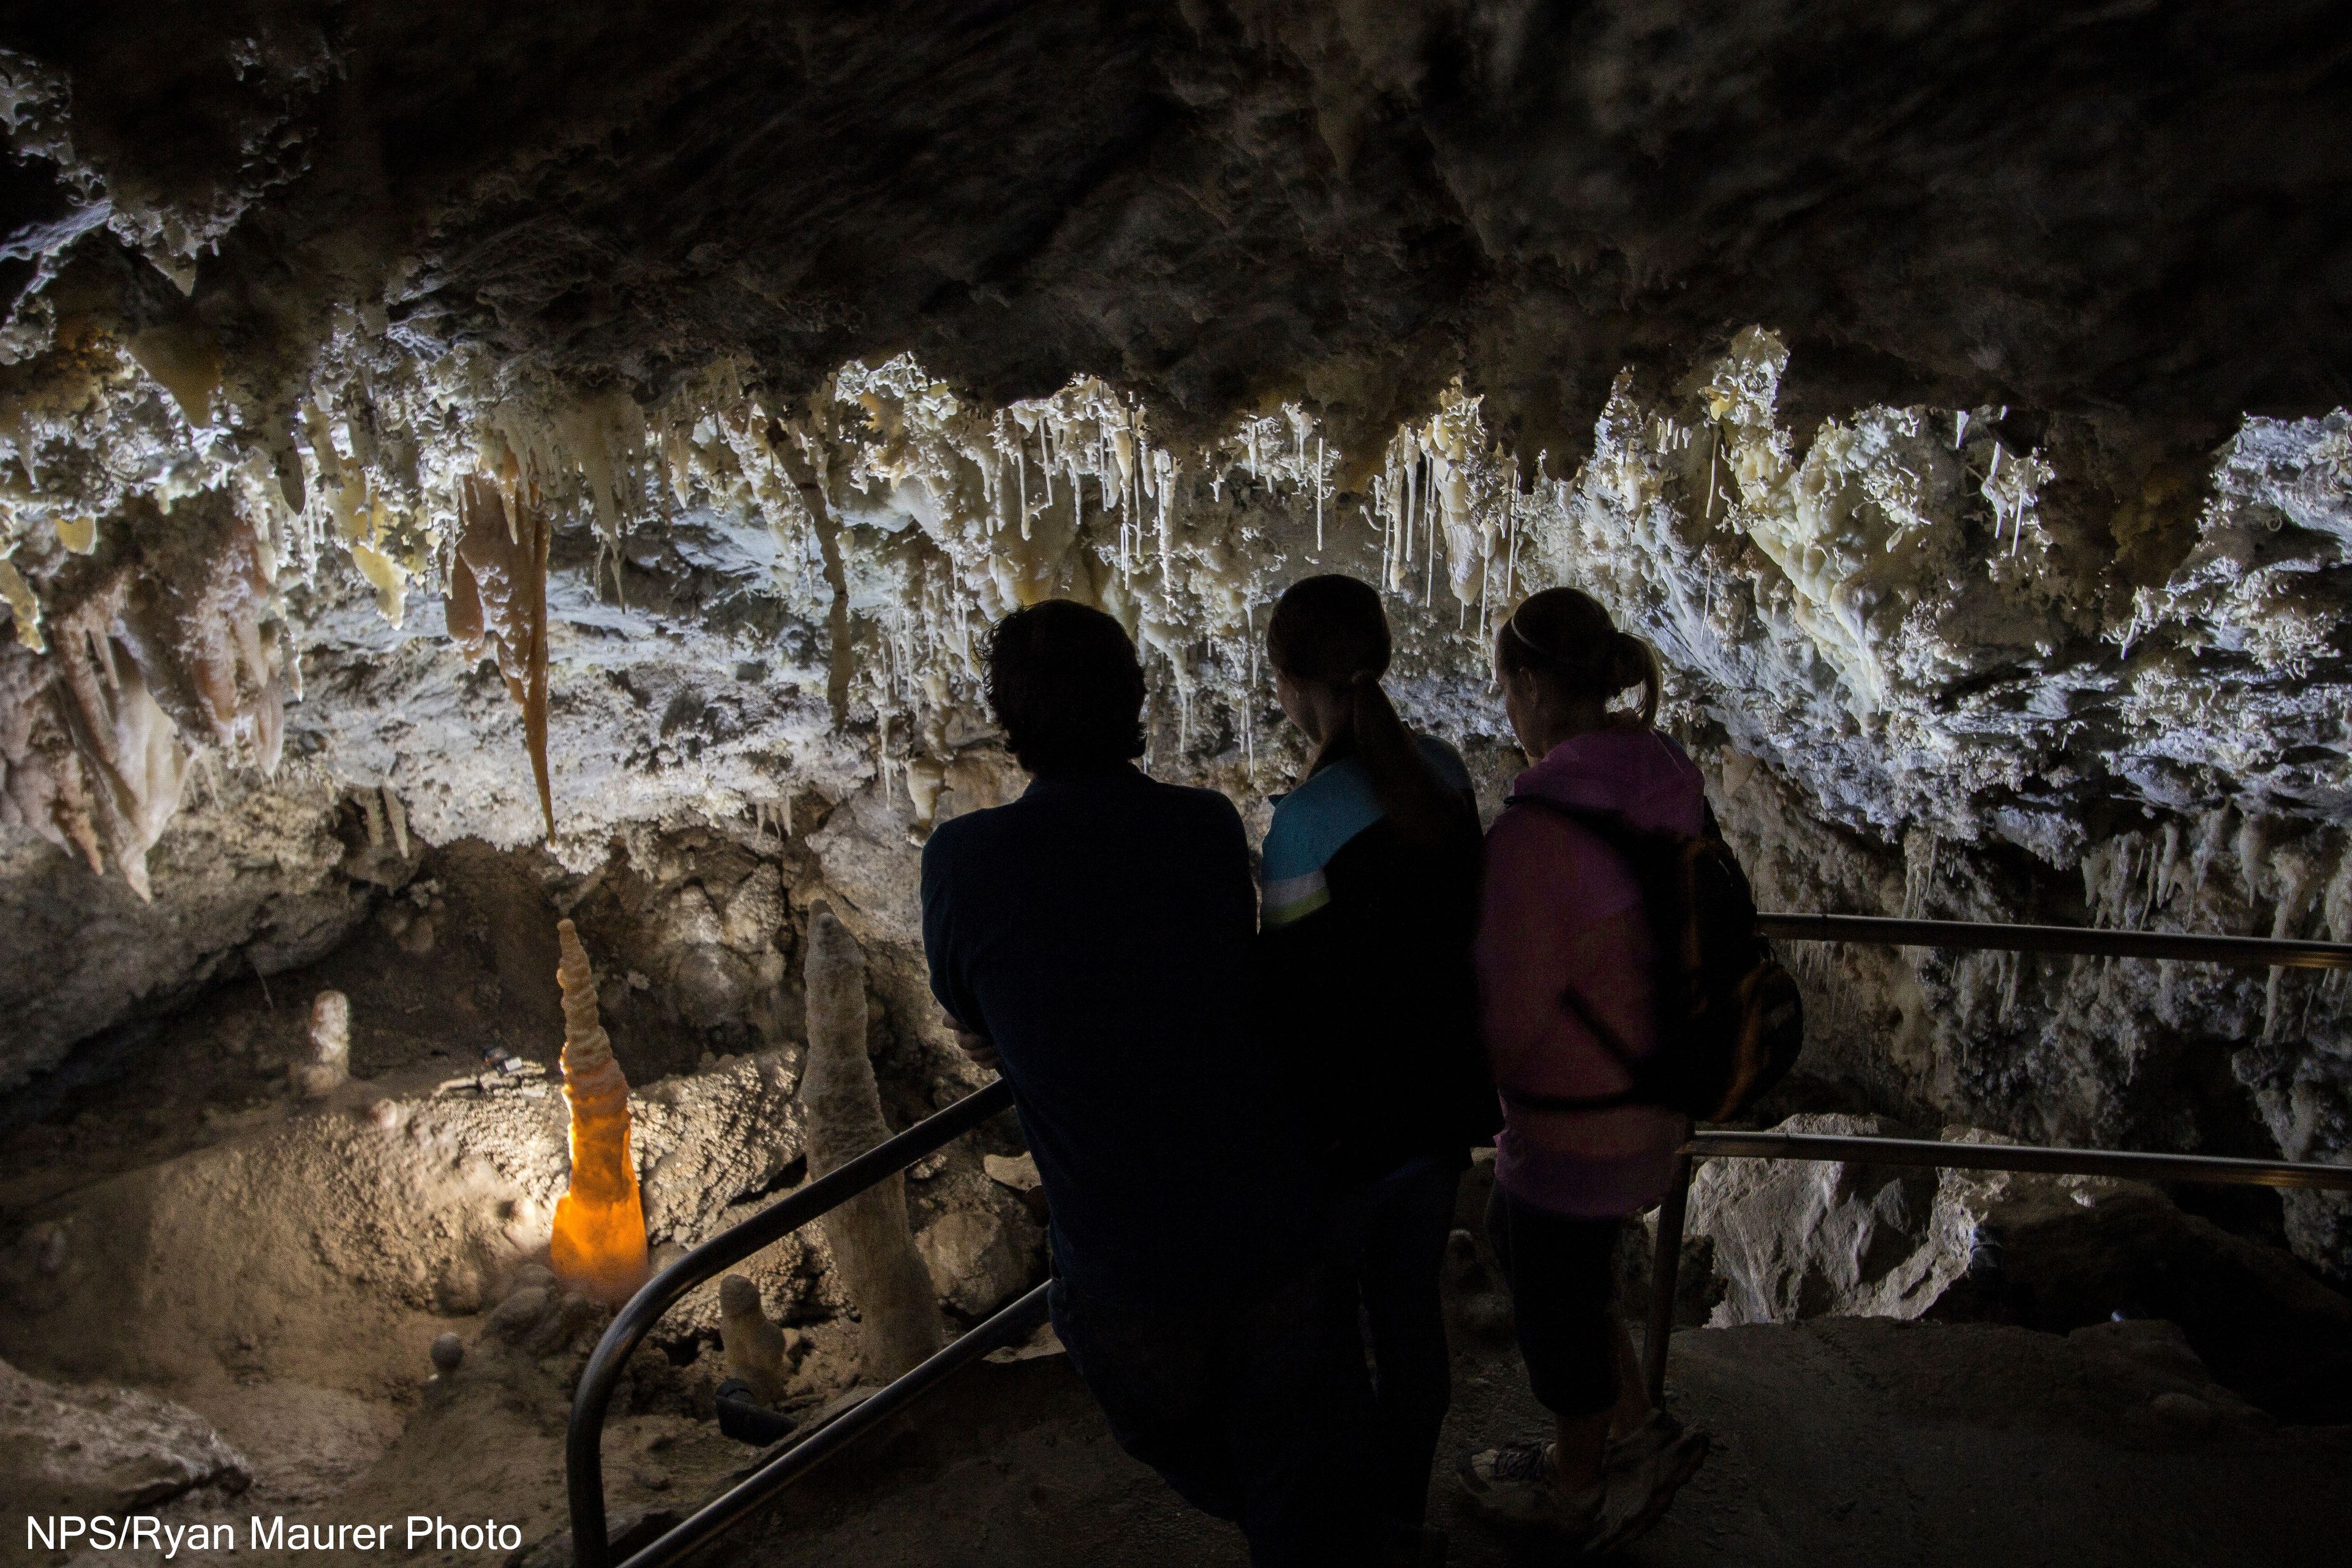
[688,1316,2350,1568]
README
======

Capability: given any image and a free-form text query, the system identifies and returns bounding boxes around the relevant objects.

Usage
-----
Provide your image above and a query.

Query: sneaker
[1585,1421,1710,1554]
[1454,1442,1602,1532]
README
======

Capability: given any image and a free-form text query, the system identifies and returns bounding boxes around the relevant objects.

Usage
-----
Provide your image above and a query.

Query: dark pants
[1486,1184,1624,1419]
[1049,1267,1382,1567]
[1336,1154,1463,1526]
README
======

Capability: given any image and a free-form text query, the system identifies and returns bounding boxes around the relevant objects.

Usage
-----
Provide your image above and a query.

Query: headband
[1506,606,1574,665]
[1508,606,1635,681]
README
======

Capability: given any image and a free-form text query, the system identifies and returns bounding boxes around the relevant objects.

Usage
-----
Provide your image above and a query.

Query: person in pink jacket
[1455,587,1711,1550]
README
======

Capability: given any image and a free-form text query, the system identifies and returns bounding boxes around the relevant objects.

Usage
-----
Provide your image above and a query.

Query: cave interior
[2,4,2351,1563]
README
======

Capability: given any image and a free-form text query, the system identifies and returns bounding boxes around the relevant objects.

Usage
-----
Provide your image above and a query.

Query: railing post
[1643,1145,1695,1410]
[569,1428,610,1567]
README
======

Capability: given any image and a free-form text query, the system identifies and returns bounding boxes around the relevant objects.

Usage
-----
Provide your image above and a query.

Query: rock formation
[1680,1114,2352,1421]
[800,903,941,1381]
[0,1356,250,1517]
[2,2,2351,1288]
[548,918,649,1305]
[447,475,556,845]
[4,12,2352,1556]
[288,987,349,1098]
[717,1273,791,1407]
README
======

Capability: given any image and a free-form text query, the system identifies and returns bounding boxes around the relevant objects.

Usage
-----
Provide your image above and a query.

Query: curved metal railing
[566,910,2352,1566]
[566,1076,1031,1568]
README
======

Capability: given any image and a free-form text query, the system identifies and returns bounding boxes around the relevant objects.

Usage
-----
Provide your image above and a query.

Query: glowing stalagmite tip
[548,918,649,1304]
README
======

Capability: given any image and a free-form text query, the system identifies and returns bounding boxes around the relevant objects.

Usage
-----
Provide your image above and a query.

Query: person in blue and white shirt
[1256,574,1496,1530]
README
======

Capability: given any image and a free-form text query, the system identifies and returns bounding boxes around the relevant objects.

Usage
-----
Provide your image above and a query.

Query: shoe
[1585,1420,1710,1554]
[1454,1442,1602,1532]
[1603,1409,1686,1472]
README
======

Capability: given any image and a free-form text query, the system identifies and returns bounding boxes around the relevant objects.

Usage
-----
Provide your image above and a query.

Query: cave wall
[5,5,2351,1275]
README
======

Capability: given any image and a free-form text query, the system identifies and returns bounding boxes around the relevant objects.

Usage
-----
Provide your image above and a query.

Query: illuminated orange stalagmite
[548,919,649,1303]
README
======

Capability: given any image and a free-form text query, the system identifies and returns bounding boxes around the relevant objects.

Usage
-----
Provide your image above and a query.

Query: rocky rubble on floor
[0,1355,251,1516]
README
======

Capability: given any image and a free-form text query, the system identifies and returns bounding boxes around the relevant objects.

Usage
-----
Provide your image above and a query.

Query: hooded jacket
[1477,725,1705,1217]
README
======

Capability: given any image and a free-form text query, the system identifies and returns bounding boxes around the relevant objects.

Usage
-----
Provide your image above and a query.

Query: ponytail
[1496,588,1662,726]
[1268,576,1474,849]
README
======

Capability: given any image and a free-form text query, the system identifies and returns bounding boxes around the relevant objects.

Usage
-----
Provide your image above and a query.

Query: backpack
[1497,796,1804,1123]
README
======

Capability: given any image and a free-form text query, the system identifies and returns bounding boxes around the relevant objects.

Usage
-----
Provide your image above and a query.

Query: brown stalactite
[451,475,556,844]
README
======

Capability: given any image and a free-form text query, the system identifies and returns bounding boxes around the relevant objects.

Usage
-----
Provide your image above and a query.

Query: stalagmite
[290,990,350,1099]
[717,1273,791,1406]
[447,475,556,843]
[548,919,649,1305]
[799,902,941,1381]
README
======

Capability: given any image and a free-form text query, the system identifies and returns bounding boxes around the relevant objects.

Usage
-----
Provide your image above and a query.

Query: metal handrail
[1640,1131,2352,1405]
[1687,1130,2352,1189]
[565,910,2352,1562]
[567,1076,1017,1568]
[1758,911,2352,970]
[611,1284,1051,1568]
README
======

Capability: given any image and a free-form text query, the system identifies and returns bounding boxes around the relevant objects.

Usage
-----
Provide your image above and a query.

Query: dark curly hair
[984,600,1148,774]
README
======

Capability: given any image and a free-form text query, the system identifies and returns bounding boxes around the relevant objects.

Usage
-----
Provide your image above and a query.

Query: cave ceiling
[7,1,2348,450]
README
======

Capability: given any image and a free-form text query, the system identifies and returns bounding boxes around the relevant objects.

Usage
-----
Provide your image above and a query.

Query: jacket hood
[1510,725,1707,836]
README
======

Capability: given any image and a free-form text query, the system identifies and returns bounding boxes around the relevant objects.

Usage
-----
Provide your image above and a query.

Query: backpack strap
[1494,793,1651,1116]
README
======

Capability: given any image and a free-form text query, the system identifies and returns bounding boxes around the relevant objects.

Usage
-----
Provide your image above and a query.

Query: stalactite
[1,559,46,653]
[800,902,941,1382]
[548,918,649,1306]
[905,755,946,834]
[0,504,284,899]
[447,475,556,843]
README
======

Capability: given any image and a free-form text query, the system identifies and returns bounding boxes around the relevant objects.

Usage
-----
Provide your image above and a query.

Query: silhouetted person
[921,599,1381,1567]
[1257,575,1493,1526]
[1455,587,1711,1550]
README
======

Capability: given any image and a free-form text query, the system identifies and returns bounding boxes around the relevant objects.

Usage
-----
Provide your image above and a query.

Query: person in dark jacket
[1256,575,1494,1527]
[921,598,1385,1568]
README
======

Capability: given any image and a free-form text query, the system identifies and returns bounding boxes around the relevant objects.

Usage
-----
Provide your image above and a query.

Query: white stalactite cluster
[8,306,2352,1270]
[1370,385,1536,646]
[2,314,2350,897]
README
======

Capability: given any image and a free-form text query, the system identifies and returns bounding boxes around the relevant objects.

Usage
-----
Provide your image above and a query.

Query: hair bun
[1607,630,1646,691]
